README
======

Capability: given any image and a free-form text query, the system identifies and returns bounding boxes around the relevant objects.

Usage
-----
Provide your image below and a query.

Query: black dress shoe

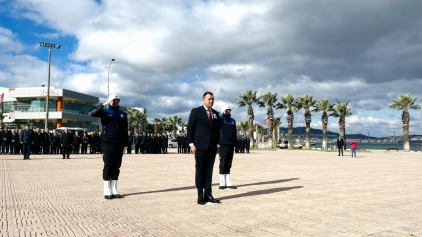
[112,194,123,198]
[104,195,114,199]
[227,186,237,189]
[197,198,206,205]
[205,196,221,203]
[63,157,65,159]
[219,186,227,189]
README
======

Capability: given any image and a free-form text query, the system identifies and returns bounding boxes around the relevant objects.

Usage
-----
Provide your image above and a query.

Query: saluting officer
[88,94,128,199]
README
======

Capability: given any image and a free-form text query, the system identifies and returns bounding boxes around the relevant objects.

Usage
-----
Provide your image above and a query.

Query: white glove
[103,98,113,106]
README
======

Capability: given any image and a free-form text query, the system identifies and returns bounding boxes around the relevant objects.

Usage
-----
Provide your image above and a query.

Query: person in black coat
[81,131,89,154]
[127,131,133,154]
[1,127,12,154]
[11,129,19,154]
[161,134,168,154]
[50,129,60,154]
[20,125,33,160]
[42,129,51,154]
[336,136,344,156]
[133,133,140,154]
[60,128,73,159]
[187,92,221,205]
[177,135,183,153]
[140,132,147,154]
[73,131,81,154]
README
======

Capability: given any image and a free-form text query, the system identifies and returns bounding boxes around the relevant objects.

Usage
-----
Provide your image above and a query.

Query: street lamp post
[107,59,115,97]
[39,42,60,131]
[334,99,350,150]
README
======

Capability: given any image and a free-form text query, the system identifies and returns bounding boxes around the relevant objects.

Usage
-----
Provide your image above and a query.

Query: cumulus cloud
[1,0,422,136]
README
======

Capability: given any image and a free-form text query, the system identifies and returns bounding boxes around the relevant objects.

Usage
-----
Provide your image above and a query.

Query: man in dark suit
[60,128,73,159]
[337,136,344,156]
[187,92,221,205]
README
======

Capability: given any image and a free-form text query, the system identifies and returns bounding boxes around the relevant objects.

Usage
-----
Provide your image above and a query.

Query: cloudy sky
[1,0,421,137]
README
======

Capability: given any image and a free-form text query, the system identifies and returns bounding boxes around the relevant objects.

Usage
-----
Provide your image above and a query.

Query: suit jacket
[187,106,220,151]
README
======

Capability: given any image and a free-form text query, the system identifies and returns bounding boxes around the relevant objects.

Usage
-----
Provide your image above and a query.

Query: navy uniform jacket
[88,104,128,146]
[187,106,220,151]
[20,130,33,144]
[218,114,237,146]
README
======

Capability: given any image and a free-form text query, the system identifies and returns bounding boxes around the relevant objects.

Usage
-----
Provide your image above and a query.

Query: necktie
[207,109,213,126]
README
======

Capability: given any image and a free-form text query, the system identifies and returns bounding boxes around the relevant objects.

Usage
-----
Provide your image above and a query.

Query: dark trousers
[73,144,80,154]
[22,143,31,159]
[141,144,146,154]
[134,144,140,154]
[2,143,9,154]
[90,143,96,154]
[219,145,234,174]
[43,143,50,154]
[178,144,183,153]
[102,142,124,180]
[11,143,17,154]
[195,148,216,198]
[338,147,343,156]
[62,146,71,158]
[162,146,167,154]
[127,145,132,154]
[81,143,88,154]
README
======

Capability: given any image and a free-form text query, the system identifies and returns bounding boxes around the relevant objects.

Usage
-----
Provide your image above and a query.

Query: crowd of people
[0,126,103,158]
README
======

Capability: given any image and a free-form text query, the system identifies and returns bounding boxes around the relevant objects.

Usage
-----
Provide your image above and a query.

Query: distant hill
[278,127,380,139]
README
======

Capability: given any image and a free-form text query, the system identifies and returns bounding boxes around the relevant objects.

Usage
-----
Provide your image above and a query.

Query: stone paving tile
[1,150,422,236]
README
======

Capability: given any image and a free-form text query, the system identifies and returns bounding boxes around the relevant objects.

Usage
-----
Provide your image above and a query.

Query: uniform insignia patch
[120,114,124,118]
[108,112,112,117]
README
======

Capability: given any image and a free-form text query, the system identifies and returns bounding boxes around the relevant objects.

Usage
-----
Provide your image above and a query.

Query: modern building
[1,87,100,130]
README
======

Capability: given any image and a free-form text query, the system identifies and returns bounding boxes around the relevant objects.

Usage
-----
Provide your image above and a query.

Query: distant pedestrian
[336,136,344,156]
[350,138,357,157]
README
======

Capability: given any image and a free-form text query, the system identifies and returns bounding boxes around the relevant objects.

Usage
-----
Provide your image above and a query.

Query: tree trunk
[287,110,294,149]
[402,111,410,152]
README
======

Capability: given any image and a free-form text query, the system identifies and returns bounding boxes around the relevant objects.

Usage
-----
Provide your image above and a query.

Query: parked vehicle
[276,139,303,149]
[168,139,178,148]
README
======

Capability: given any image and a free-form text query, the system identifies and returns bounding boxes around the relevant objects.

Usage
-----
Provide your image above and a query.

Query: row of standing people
[126,132,169,154]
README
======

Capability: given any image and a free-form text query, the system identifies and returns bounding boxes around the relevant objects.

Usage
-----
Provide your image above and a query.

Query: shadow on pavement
[220,186,304,200]
[124,178,299,197]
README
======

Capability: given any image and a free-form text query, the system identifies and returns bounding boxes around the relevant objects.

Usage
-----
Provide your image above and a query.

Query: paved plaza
[1,149,422,237]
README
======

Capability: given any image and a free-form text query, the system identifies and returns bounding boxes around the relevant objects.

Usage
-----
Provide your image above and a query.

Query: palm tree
[152,118,160,134]
[236,90,260,149]
[313,98,333,150]
[168,115,183,138]
[389,94,421,152]
[329,100,352,147]
[179,121,188,134]
[296,94,316,149]
[237,120,249,135]
[273,116,282,143]
[131,110,148,133]
[126,108,136,131]
[258,92,278,148]
[277,94,300,149]
[159,117,168,135]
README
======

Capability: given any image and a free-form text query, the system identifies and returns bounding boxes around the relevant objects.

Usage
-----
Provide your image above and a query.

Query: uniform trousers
[219,145,234,174]
[22,143,31,159]
[195,147,216,198]
[102,142,124,180]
